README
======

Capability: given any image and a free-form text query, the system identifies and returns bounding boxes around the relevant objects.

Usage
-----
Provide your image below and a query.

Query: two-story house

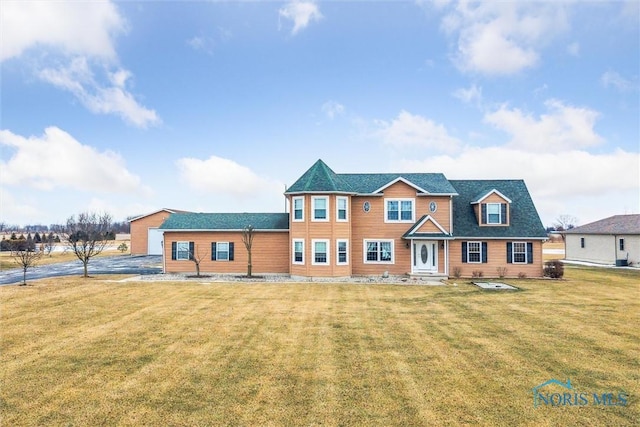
[158,159,547,278]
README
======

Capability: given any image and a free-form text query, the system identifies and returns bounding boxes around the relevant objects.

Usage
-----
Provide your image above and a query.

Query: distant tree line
[0,220,130,235]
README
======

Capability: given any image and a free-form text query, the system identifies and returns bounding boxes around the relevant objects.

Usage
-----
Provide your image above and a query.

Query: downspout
[613,234,617,265]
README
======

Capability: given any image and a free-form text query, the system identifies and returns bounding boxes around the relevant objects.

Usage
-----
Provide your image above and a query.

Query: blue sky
[1,0,638,228]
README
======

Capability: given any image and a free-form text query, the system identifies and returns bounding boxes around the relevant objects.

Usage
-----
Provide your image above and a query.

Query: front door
[413,240,438,273]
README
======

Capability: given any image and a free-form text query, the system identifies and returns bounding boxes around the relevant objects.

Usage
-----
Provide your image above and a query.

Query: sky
[1,0,638,229]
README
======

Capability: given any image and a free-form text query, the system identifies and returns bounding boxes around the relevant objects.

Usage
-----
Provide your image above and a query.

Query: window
[619,239,625,251]
[211,242,234,261]
[293,197,304,221]
[337,239,348,265]
[512,242,526,263]
[175,241,191,260]
[336,197,348,221]
[486,203,501,224]
[364,240,394,263]
[312,196,329,221]
[312,239,329,265]
[292,239,304,264]
[580,237,585,248]
[385,199,414,222]
[467,241,481,263]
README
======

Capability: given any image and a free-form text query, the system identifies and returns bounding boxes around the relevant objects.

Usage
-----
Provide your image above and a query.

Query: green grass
[1,266,638,426]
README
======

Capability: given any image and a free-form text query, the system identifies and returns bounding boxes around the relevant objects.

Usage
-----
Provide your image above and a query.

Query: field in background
[1,266,637,426]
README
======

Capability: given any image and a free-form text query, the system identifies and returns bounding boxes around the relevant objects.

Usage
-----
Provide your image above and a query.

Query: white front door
[413,240,438,272]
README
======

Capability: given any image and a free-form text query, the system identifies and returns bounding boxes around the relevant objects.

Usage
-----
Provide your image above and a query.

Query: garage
[147,228,164,255]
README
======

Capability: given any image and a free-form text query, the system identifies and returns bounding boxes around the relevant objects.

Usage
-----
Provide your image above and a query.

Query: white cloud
[601,70,637,92]
[322,101,345,119]
[567,42,580,57]
[453,84,482,105]
[441,2,569,75]
[0,127,151,195]
[484,99,603,151]
[396,147,639,225]
[0,1,125,61]
[38,57,160,128]
[279,1,323,35]
[176,155,283,197]
[376,110,461,153]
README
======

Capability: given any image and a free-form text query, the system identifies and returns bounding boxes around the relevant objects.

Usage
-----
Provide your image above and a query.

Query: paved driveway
[0,255,162,285]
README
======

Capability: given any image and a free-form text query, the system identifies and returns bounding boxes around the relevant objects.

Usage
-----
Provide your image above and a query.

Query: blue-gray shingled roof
[160,213,289,230]
[450,180,547,238]
[563,214,640,235]
[286,159,457,195]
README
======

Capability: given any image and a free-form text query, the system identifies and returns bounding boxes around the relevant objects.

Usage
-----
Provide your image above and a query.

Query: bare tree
[42,233,55,257]
[242,225,255,277]
[189,244,206,277]
[554,214,578,231]
[64,212,112,277]
[10,241,43,285]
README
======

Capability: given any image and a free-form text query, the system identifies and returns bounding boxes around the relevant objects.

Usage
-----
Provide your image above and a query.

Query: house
[563,214,640,266]
[129,209,187,255]
[159,160,547,278]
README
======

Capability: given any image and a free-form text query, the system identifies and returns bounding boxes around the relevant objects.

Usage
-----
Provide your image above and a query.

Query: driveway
[0,255,162,285]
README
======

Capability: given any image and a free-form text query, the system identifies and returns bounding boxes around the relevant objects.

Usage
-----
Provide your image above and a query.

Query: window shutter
[462,242,467,263]
[527,242,533,264]
[501,203,507,224]
[481,204,487,224]
[171,242,177,260]
[189,242,195,260]
[229,242,234,261]
[211,242,217,260]
[506,242,512,263]
[482,242,488,263]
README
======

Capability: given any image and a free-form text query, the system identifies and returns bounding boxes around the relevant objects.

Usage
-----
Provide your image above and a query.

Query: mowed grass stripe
[1,268,638,426]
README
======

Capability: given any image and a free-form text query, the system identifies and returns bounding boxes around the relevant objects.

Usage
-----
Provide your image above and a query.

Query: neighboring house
[129,209,187,255]
[564,215,640,266]
[159,160,547,278]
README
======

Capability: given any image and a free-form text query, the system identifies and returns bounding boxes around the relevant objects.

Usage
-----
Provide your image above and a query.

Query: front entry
[413,240,438,273]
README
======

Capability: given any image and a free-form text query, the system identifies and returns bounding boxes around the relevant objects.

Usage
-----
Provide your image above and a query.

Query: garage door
[147,228,164,255]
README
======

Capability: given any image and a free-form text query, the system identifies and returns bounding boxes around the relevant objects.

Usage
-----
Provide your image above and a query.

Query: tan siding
[130,211,172,255]
[163,231,289,274]
[449,240,543,278]
[416,196,452,232]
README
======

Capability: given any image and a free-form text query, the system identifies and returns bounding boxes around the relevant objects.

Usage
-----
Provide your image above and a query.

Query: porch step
[408,272,448,280]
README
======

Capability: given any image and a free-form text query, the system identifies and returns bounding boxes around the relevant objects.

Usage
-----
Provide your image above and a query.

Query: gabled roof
[471,189,512,204]
[160,213,289,231]
[403,215,452,239]
[285,159,458,195]
[450,180,547,239]
[563,214,640,235]
[129,208,187,222]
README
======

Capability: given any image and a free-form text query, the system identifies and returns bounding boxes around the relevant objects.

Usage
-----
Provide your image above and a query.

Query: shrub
[544,260,564,279]
[518,272,527,279]
[496,266,508,278]
[472,270,484,278]
[452,266,462,279]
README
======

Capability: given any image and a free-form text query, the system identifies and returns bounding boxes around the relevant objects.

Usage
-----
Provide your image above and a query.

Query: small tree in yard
[117,242,128,253]
[64,212,112,278]
[189,244,206,277]
[10,241,43,286]
[242,225,255,277]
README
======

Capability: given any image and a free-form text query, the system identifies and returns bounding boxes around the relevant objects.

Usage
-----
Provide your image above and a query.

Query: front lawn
[1,266,637,426]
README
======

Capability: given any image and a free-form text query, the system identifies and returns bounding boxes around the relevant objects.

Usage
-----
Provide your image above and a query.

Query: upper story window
[312,196,329,221]
[336,196,348,222]
[385,198,414,223]
[481,203,507,225]
[293,196,304,221]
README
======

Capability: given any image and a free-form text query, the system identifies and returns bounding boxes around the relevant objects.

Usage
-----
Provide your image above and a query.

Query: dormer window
[486,203,501,224]
[481,202,507,225]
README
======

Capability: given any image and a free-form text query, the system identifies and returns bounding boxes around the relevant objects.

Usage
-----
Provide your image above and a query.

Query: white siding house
[564,215,640,267]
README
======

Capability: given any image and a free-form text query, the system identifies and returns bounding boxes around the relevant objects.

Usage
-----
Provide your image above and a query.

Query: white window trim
[467,241,482,264]
[336,196,348,222]
[216,241,230,261]
[486,203,501,224]
[336,239,349,265]
[363,239,395,264]
[512,241,527,264]
[311,196,329,222]
[312,239,330,265]
[292,196,304,222]
[176,241,190,261]
[384,198,415,223]
[292,238,305,265]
